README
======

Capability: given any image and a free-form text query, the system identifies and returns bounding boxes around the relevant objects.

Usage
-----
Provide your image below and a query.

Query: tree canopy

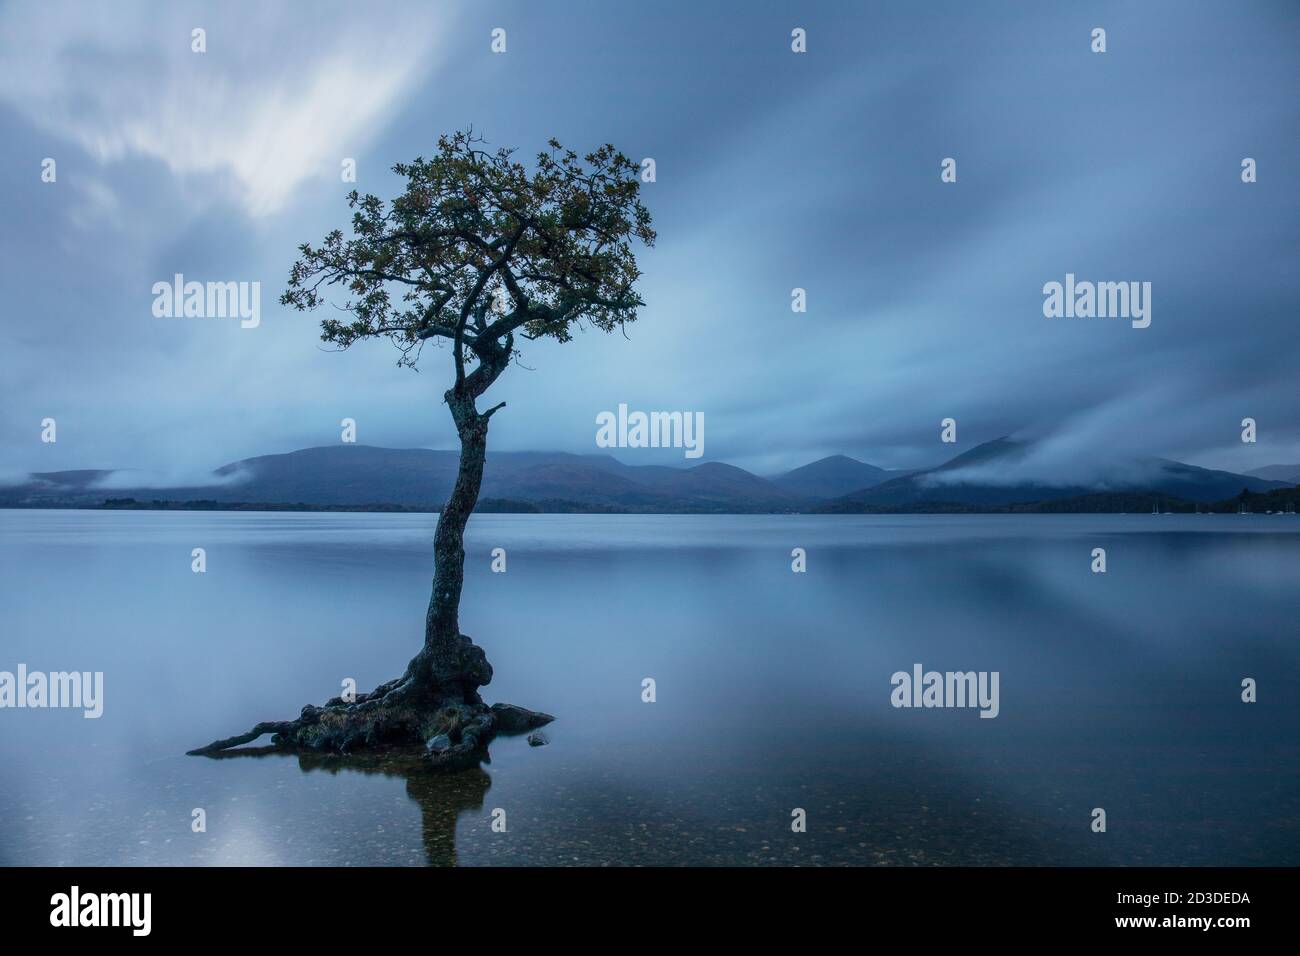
[281,129,656,400]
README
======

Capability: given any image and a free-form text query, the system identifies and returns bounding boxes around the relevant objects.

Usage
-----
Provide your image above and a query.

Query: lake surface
[1,510,1297,866]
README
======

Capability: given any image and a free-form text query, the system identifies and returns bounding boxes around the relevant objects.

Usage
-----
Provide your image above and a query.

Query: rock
[425,733,452,754]
[491,702,555,734]
[527,732,549,747]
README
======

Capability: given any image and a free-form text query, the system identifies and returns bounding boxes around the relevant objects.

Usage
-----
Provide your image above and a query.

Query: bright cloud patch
[0,0,445,216]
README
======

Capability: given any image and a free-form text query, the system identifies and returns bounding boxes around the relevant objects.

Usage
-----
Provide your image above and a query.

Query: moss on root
[187,634,550,770]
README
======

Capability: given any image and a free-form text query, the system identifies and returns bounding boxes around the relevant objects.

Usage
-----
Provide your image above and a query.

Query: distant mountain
[485,455,803,510]
[823,437,1291,511]
[4,440,1290,515]
[214,446,459,506]
[772,455,901,498]
[638,461,803,509]
[3,445,810,514]
[1145,460,1292,501]
[1247,464,1300,484]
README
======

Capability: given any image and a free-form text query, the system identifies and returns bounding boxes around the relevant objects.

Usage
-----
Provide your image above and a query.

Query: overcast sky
[1,0,1296,482]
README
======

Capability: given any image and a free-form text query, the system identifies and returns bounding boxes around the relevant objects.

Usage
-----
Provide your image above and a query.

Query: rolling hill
[822,437,1291,511]
[3,441,1289,514]
[4,446,813,514]
[771,455,904,498]
[1247,464,1300,484]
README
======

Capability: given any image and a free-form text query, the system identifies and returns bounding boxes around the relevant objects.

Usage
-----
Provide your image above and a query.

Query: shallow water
[0,510,1296,866]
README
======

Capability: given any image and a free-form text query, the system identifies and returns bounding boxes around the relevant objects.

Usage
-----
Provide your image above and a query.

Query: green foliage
[281,129,655,376]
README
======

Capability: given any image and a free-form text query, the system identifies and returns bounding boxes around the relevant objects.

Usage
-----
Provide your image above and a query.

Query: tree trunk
[426,393,487,646]
[403,388,496,696]
[185,337,560,762]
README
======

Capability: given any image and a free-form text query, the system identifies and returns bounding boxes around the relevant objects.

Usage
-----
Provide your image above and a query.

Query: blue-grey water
[0,510,1296,866]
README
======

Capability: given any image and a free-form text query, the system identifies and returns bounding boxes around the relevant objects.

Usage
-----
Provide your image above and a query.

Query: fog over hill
[1247,464,1300,484]
[1,440,1292,514]
[830,438,1290,509]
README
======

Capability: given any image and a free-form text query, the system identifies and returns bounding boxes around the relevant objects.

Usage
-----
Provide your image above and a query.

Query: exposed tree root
[187,634,552,770]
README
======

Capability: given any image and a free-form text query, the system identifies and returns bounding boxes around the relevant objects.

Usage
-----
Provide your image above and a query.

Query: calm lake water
[1,510,1297,866]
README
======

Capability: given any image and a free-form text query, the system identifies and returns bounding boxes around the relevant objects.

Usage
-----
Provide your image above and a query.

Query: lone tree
[190,130,654,765]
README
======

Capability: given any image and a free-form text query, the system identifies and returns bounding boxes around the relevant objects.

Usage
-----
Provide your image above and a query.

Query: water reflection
[200,747,490,867]
[1,511,1297,866]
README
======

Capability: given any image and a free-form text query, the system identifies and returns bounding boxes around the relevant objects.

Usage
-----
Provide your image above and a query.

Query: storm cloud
[1,0,1296,482]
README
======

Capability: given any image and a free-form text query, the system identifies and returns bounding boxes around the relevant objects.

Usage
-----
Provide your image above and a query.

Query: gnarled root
[186,634,550,770]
